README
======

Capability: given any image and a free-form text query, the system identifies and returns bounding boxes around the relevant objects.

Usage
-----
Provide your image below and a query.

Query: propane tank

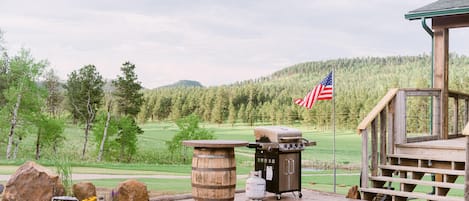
[245,170,266,201]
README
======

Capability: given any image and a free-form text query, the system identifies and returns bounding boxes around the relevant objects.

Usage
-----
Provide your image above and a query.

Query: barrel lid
[183,140,248,148]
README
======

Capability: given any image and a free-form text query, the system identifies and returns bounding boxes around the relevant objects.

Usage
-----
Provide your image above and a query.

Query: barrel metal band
[192,197,234,201]
[193,154,234,159]
[192,167,236,171]
[191,183,236,189]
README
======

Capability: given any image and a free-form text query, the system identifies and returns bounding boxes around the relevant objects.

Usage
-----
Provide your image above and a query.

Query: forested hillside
[139,54,469,130]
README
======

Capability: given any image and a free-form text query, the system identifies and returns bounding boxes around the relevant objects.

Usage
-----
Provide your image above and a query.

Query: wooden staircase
[357,89,469,201]
[360,151,465,201]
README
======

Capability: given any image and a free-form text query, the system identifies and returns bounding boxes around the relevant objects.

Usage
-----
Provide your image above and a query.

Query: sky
[1,0,468,89]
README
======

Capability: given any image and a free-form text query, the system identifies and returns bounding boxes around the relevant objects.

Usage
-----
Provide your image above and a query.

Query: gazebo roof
[405,0,469,20]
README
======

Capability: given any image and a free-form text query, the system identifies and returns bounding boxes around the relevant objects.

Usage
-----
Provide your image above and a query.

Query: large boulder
[114,179,149,201]
[2,161,65,201]
[73,182,96,201]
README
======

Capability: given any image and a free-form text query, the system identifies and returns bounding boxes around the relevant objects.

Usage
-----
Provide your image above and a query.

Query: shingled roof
[405,0,469,20]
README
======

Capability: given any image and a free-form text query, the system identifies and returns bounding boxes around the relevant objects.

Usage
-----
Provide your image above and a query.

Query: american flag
[294,71,333,109]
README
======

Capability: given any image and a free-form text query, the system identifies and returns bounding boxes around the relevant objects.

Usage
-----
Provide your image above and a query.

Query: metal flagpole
[332,68,336,193]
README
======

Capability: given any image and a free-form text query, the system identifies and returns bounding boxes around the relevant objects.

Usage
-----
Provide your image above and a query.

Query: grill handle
[246,143,260,149]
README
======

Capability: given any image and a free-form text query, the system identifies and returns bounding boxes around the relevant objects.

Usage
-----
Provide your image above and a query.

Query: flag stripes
[294,72,333,109]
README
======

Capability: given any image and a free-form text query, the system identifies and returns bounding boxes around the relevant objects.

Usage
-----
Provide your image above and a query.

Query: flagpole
[332,68,337,193]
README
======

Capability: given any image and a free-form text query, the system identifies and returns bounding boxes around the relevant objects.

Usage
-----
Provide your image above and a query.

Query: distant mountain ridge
[159,80,204,88]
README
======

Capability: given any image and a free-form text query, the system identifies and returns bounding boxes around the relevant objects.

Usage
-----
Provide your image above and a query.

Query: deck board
[151,189,361,201]
[403,137,465,149]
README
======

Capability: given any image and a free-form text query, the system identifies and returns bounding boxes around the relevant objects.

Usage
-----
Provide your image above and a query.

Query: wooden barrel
[191,147,236,201]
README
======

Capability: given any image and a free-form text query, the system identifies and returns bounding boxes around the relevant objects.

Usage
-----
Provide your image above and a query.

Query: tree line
[138,54,469,131]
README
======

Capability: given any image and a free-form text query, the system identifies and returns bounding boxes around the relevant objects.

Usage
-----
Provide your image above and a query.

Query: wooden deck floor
[151,189,361,201]
[406,137,465,149]
[395,136,467,161]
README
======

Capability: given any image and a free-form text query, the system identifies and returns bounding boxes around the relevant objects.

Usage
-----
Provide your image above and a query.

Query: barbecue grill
[247,126,315,200]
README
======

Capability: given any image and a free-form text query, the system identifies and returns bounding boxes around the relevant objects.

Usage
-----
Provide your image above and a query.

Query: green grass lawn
[0,121,363,196]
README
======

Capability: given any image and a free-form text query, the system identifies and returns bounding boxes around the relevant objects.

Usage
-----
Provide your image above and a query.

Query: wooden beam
[433,14,469,29]
[433,27,449,139]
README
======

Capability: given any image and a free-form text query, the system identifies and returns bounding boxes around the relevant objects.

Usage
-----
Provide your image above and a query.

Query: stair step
[379,165,465,176]
[370,176,464,189]
[360,187,463,201]
[387,153,465,163]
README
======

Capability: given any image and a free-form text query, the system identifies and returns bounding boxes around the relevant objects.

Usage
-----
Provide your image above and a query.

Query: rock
[73,182,96,201]
[345,185,361,199]
[2,161,65,201]
[114,179,149,201]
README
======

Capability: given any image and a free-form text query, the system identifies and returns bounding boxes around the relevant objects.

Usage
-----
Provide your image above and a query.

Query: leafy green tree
[166,114,214,162]
[238,104,246,123]
[155,96,172,120]
[35,117,65,160]
[2,49,47,159]
[227,98,237,126]
[44,69,64,118]
[112,62,144,117]
[96,98,113,161]
[211,88,227,124]
[170,96,183,120]
[0,30,8,106]
[65,64,104,158]
[115,116,143,162]
[93,111,119,161]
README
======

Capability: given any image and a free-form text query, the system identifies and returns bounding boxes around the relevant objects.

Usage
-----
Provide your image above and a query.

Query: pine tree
[112,61,144,117]
[65,64,104,158]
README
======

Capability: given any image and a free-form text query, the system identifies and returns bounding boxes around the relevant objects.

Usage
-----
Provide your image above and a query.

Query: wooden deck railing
[357,88,398,188]
[449,90,469,137]
[357,88,469,189]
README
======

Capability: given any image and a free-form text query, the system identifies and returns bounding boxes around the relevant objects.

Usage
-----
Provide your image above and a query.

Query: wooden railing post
[371,119,378,177]
[453,98,459,135]
[465,98,469,127]
[387,98,395,154]
[463,123,469,200]
[361,129,369,188]
[434,93,442,138]
[395,90,407,144]
[380,110,387,165]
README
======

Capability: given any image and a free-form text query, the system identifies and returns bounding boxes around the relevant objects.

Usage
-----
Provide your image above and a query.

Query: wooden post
[371,119,378,177]
[433,27,449,139]
[361,129,369,188]
[465,99,469,126]
[388,99,395,154]
[433,92,442,137]
[380,110,387,165]
[395,90,406,144]
[454,98,459,135]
